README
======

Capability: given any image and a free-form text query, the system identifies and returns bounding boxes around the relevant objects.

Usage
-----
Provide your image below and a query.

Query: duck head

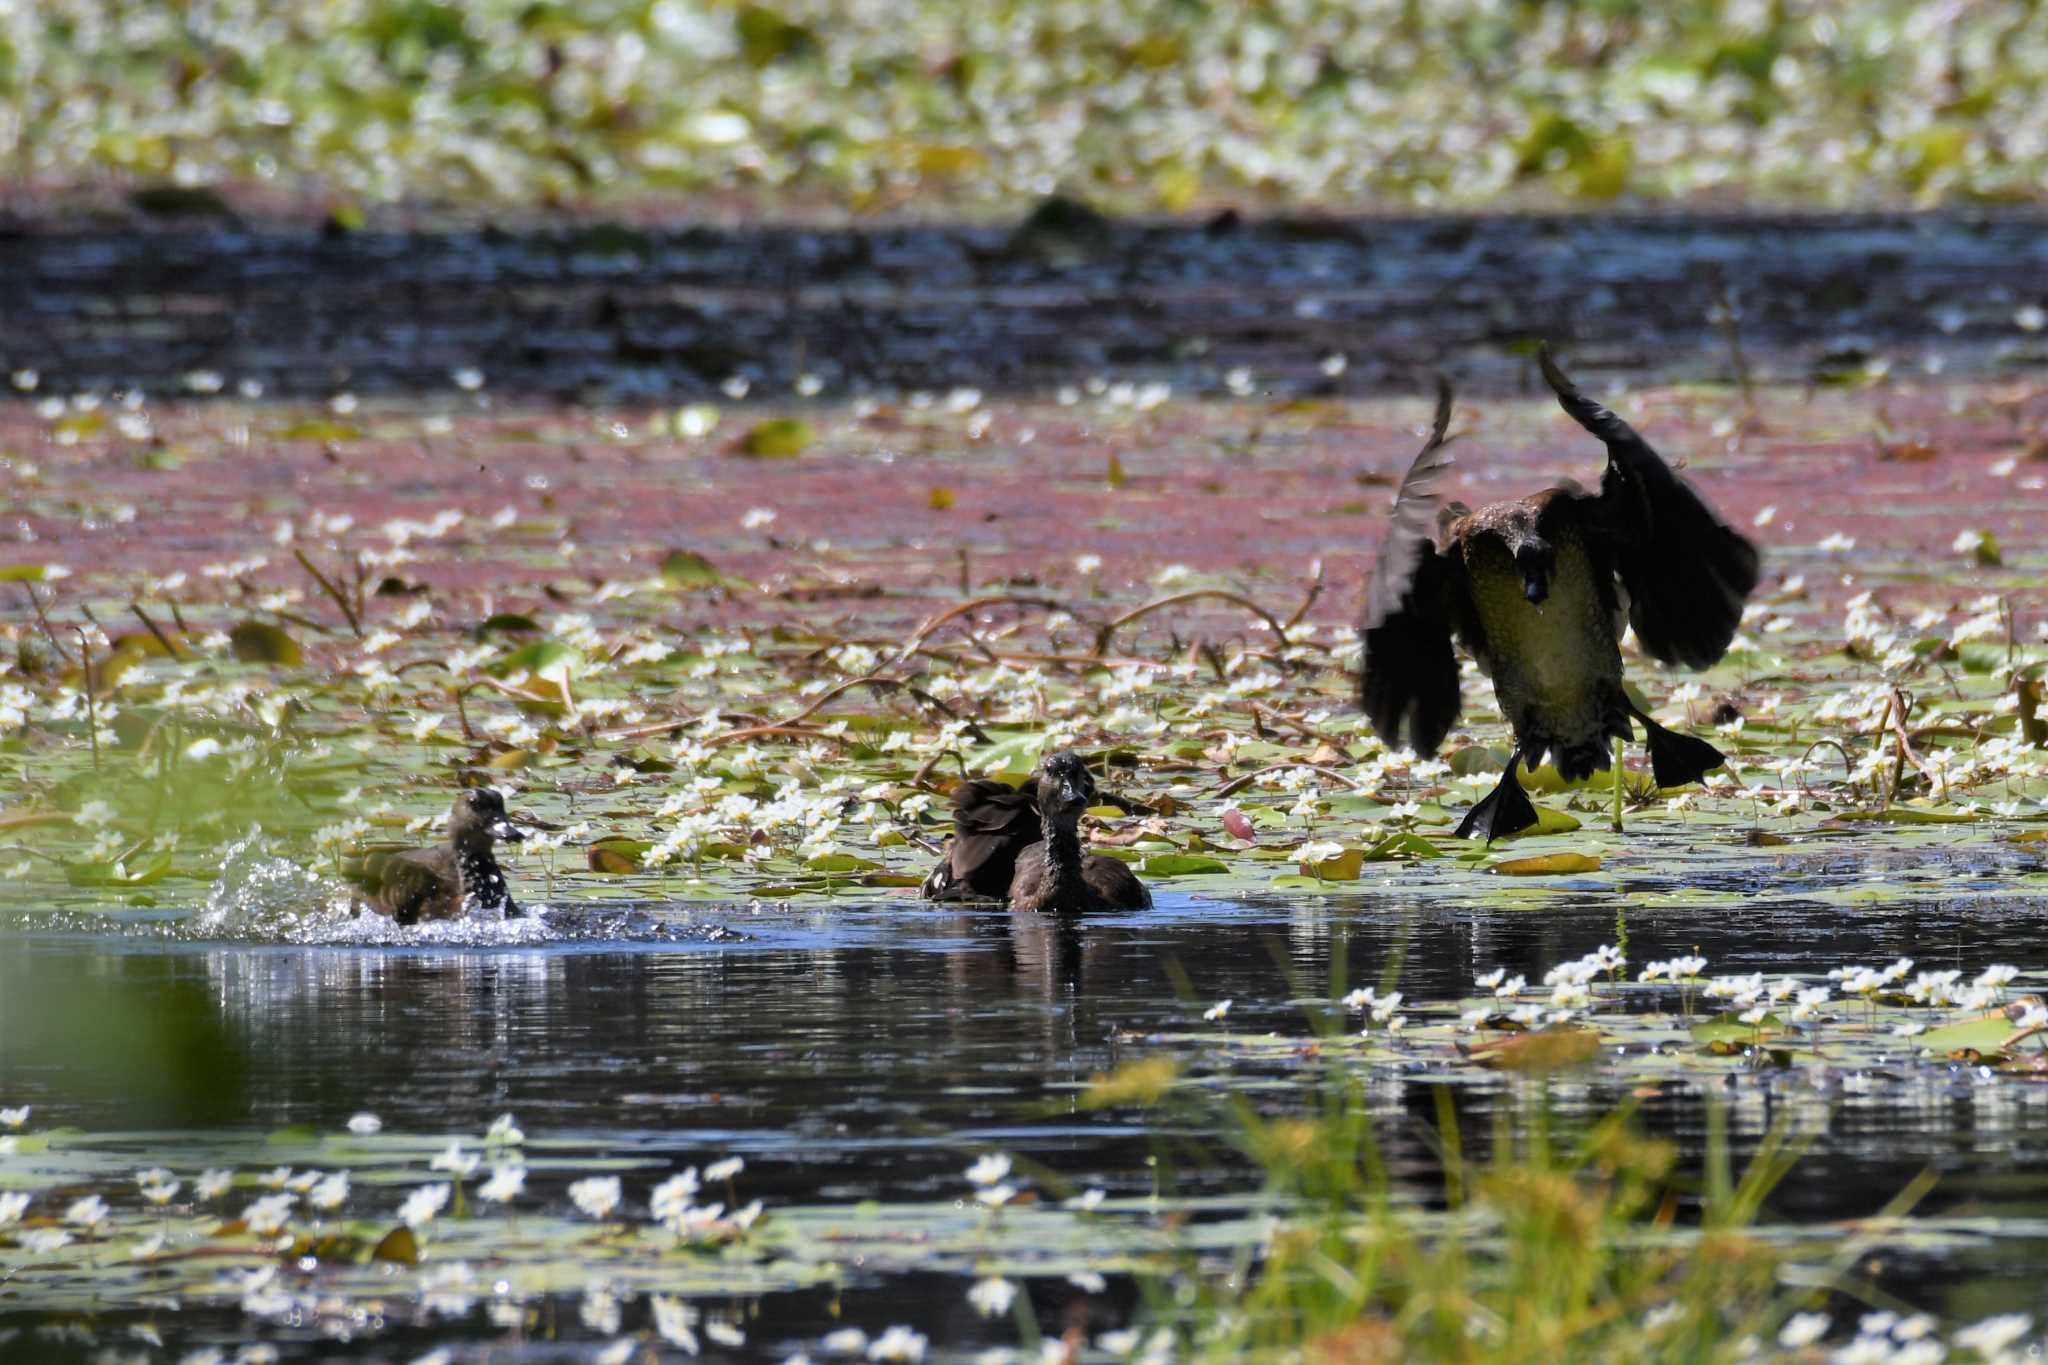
[1489,503,1556,606]
[1035,750,1098,817]
[449,787,525,846]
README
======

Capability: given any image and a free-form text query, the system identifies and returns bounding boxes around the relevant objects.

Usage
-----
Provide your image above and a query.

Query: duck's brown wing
[922,778,1042,901]
[1360,378,1467,754]
[1084,853,1151,910]
[1539,346,1760,669]
[340,847,454,926]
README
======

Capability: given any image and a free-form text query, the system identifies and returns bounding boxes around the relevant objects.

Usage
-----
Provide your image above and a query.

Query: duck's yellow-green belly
[1465,538,1621,717]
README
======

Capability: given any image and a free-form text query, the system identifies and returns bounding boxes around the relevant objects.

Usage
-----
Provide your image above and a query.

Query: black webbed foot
[1631,707,1727,788]
[1455,755,1541,841]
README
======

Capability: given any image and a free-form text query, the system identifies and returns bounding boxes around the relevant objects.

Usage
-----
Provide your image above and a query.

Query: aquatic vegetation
[7,1,2048,212]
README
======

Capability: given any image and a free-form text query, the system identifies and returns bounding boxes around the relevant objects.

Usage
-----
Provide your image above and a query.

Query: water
[8,867,2048,1358]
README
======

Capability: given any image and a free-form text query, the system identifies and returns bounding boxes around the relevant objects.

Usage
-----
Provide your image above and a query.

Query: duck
[1006,750,1151,914]
[920,774,1044,902]
[1360,346,1760,840]
[341,788,527,924]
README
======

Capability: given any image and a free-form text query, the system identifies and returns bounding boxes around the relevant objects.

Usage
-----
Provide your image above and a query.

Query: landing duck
[1360,347,1760,839]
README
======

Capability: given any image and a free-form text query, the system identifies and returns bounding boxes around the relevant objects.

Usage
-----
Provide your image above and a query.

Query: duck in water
[1006,750,1151,914]
[342,788,527,924]
[1360,347,1760,840]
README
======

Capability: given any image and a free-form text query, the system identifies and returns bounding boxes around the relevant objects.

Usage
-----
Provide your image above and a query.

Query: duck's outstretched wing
[922,778,1042,901]
[1359,378,1466,754]
[1539,345,1760,670]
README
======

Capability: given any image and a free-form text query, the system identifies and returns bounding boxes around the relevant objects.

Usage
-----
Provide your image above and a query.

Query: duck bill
[1058,779,1091,809]
[490,818,526,843]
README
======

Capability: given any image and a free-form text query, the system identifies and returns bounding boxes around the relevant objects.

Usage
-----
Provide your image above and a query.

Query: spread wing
[1359,378,1466,754]
[1539,345,1760,670]
[923,778,1043,901]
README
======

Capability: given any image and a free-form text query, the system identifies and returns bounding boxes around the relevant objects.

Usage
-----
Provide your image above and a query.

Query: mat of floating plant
[0,367,2041,915]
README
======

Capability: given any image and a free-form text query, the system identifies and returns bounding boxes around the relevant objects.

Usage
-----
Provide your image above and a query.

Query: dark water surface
[8,877,2048,1357]
[5,212,2047,402]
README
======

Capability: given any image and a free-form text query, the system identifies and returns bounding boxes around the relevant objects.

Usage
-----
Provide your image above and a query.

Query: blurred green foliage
[2,1,2043,213]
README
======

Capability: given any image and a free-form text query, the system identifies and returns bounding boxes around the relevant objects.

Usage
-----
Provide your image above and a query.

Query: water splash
[190,831,349,939]
[184,835,736,944]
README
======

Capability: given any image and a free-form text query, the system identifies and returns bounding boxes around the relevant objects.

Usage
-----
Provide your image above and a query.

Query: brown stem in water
[294,548,362,637]
[890,595,1069,667]
[74,627,99,772]
[1215,762,1363,798]
[130,603,184,659]
[1094,589,1289,657]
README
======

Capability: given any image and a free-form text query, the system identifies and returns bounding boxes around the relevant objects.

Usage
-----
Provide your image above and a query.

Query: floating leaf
[736,418,815,458]
[0,564,51,582]
[65,853,173,888]
[1362,832,1442,861]
[228,622,303,666]
[1690,1011,1784,1044]
[807,852,882,873]
[372,1225,419,1265]
[586,840,650,874]
[927,487,956,510]
[1296,849,1362,880]
[660,549,749,591]
[1489,852,1602,876]
[1467,1026,1602,1072]
[1920,1008,2028,1058]
[492,639,580,681]
[272,418,361,441]
[1140,853,1230,876]
[477,613,542,635]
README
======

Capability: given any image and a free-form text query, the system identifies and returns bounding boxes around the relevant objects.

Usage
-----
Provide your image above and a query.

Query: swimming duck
[1360,347,1760,840]
[341,788,527,924]
[1006,750,1151,914]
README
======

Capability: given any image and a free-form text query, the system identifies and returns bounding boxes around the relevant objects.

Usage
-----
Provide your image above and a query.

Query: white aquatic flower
[867,1326,928,1362]
[969,1276,1018,1317]
[0,1192,28,1227]
[822,1327,869,1355]
[1953,1313,2032,1357]
[650,1168,701,1224]
[21,1227,73,1254]
[308,1173,349,1212]
[140,1174,183,1206]
[706,1320,745,1348]
[1778,1311,1830,1349]
[398,1183,450,1229]
[0,1106,28,1129]
[431,1141,480,1178]
[1975,964,2019,991]
[975,1183,1018,1208]
[1203,999,1232,1022]
[242,1193,296,1236]
[1065,1188,1106,1212]
[65,1194,110,1232]
[651,1295,699,1352]
[197,1169,234,1200]
[705,1156,744,1182]
[965,1153,1012,1187]
[484,1113,525,1146]
[477,1166,525,1205]
[569,1175,622,1221]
